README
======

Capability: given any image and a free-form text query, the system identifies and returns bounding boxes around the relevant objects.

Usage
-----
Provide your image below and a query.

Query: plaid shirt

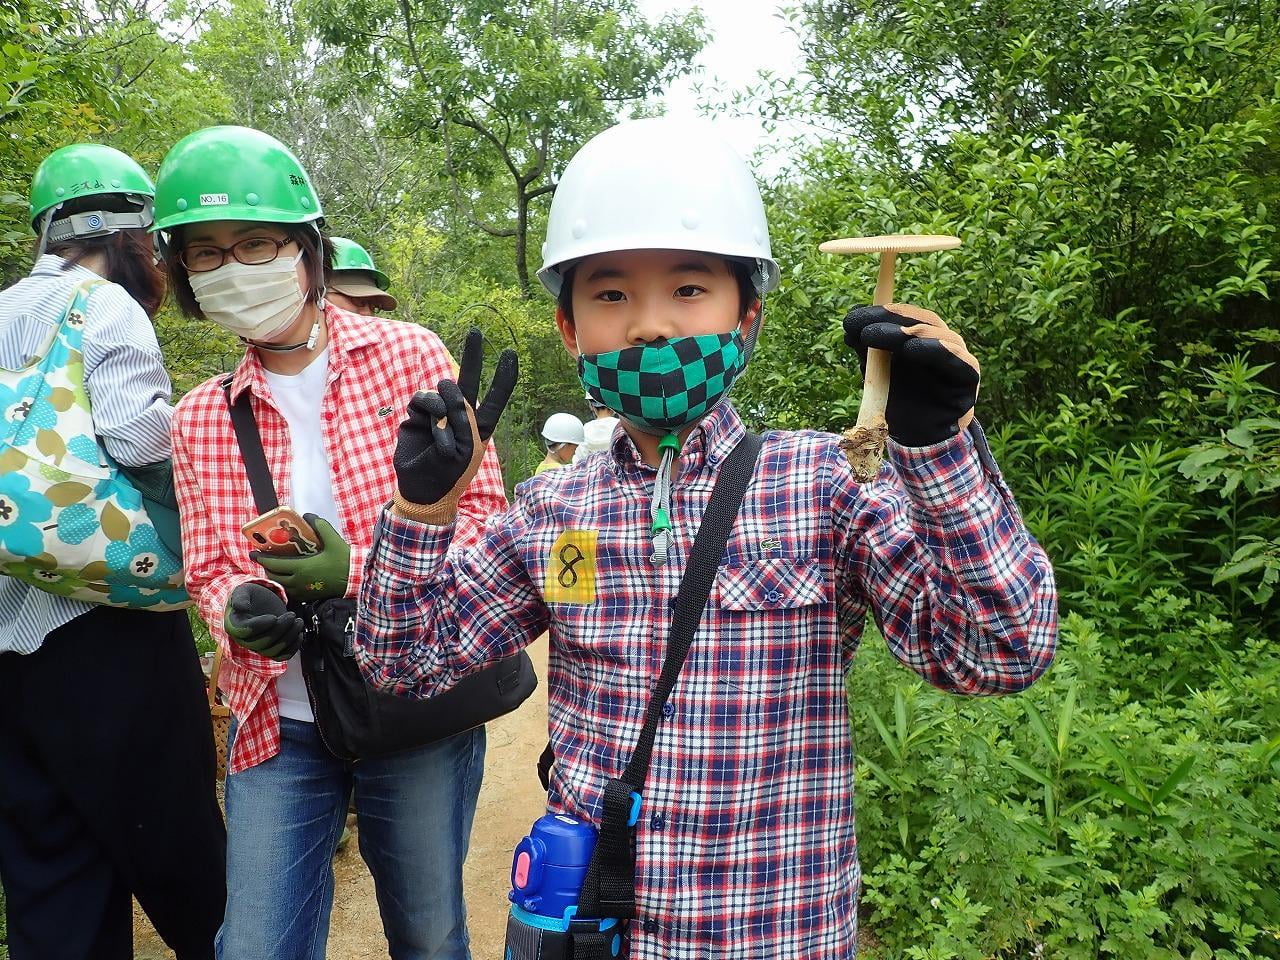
[171,304,506,774]
[356,403,1057,959]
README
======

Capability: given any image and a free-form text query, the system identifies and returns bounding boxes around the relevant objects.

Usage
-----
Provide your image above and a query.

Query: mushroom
[818,233,962,481]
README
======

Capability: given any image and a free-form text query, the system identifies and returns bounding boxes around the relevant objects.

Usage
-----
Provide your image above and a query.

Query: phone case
[242,508,320,557]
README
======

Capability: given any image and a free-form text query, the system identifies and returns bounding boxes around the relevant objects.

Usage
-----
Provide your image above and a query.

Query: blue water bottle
[504,813,623,960]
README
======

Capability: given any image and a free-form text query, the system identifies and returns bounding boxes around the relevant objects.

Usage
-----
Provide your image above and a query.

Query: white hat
[541,412,586,445]
[538,118,779,298]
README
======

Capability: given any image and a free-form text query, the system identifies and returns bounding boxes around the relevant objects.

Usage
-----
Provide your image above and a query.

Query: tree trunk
[515,188,532,298]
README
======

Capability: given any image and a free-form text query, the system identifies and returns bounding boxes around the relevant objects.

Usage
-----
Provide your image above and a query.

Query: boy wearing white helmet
[573,392,620,464]
[536,412,585,475]
[356,118,1057,959]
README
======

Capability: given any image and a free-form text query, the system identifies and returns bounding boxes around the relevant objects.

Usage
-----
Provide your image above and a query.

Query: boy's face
[556,248,756,357]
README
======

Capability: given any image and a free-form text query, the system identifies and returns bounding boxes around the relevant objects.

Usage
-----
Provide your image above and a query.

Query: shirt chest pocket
[712,557,827,700]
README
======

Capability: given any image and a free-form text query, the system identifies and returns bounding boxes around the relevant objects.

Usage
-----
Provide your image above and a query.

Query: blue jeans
[217,717,485,960]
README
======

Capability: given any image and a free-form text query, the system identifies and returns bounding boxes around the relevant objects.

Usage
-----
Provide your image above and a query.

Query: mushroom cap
[820,234,961,255]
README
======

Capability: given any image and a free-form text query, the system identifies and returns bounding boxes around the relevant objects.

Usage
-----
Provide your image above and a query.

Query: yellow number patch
[544,529,598,605]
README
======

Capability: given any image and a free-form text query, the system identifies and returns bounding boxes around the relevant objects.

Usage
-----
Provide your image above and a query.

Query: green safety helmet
[151,125,323,233]
[328,236,397,311]
[29,143,155,247]
[330,237,391,290]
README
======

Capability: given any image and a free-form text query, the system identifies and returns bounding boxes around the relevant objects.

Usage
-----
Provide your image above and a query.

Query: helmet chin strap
[742,257,768,364]
[34,206,60,259]
[249,300,325,353]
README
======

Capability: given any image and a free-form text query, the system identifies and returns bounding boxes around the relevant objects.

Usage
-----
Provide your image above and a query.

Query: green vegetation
[2,0,1278,956]
[740,1,1280,955]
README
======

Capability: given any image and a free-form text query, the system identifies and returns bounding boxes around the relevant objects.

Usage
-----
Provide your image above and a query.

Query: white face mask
[187,254,308,342]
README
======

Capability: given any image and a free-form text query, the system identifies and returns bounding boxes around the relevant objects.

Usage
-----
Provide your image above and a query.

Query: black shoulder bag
[224,385,538,762]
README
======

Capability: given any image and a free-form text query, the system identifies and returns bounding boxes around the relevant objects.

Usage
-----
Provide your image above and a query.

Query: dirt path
[134,636,550,959]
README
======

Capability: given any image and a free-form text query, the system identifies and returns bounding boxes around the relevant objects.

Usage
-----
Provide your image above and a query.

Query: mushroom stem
[841,252,896,480]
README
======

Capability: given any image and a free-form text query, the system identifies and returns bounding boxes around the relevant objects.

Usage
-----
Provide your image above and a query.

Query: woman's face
[180,219,318,344]
[180,220,308,293]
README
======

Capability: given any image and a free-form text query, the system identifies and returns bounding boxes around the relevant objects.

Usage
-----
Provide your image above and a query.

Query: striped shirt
[0,255,174,654]
[356,403,1058,960]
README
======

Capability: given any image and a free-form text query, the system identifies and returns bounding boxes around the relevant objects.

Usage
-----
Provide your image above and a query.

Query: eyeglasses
[180,236,295,273]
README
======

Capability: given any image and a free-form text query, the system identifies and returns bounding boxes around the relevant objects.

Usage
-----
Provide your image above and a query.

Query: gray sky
[636,0,803,168]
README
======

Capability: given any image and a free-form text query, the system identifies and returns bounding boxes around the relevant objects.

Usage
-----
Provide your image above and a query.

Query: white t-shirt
[262,347,341,723]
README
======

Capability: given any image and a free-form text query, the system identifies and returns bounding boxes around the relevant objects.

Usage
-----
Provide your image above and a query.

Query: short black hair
[557,256,758,324]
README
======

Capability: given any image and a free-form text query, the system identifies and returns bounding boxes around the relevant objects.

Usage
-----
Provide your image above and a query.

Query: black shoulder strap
[222,381,279,514]
[575,430,763,926]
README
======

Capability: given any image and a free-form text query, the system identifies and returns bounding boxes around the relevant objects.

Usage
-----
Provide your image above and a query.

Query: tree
[740,0,1280,429]
[307,0,708,296]
[0,0,226,282]
[187,0,429,241]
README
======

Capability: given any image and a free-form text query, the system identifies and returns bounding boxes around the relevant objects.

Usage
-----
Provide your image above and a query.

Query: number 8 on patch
[543,529,598,605]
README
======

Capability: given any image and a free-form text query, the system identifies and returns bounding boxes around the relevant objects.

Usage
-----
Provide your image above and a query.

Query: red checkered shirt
[356,402,1057,959]
[171,304,506,774]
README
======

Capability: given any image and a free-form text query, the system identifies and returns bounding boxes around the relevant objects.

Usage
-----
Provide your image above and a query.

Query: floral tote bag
[0,279,189,610]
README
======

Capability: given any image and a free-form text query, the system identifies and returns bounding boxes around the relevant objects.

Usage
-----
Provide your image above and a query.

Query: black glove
[223,583,303,661]
[393,327,518,510]
[843,304,980,446]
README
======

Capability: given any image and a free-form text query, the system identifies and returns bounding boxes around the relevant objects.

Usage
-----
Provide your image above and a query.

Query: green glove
[224,583,303,660]
[251,514,351,602]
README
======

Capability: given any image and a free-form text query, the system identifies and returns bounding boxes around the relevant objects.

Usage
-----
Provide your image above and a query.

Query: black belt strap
[576,430,762,922]
[223,381,280,513]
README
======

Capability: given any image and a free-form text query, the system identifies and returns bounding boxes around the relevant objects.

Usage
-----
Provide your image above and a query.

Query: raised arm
[355,328,541,698]
[834,423,1057,694]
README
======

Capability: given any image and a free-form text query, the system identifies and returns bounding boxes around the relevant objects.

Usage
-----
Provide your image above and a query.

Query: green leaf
[46,386,75,411]
[1034,855,1079,869]
[1063,791,1104,819]
[1091,731,1141,791]
[1005,755,1054,788]
[894,687,908,750]
[866,705,901,762]
[1151,755,1196,807]
[45,481,91,506]
[0,447,28,472]
[1214,555,1272,584]
[36,428,65,463]
[1057,685,1077,756]
[1023,700,1056,756]
[100,501,130,542]
[858,755,902,793]
[1177,447,1229,477]
[78,560,111,583]
[1094,777,1150,813]
[897,811,909,849]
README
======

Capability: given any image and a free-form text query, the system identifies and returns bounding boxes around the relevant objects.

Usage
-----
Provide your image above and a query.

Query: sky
[636,0,805,169]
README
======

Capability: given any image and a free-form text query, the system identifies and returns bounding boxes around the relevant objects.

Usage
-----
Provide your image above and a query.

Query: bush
[843,346,1280,957]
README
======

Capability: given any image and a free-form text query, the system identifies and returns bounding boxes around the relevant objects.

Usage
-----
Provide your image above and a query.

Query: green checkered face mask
[578,331,746,434]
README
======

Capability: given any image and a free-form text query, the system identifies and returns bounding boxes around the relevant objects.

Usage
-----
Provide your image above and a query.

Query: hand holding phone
[249,511,352,603]
[242,506,320,558]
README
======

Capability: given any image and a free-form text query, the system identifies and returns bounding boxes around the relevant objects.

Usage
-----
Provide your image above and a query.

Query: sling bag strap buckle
[567,919,620,960]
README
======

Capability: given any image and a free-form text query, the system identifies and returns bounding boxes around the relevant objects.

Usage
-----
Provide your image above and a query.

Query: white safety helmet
[537,118,780,299]
[541,412,586,446]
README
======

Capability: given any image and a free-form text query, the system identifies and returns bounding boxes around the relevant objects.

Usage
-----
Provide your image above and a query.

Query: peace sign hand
[393,328,518,523]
